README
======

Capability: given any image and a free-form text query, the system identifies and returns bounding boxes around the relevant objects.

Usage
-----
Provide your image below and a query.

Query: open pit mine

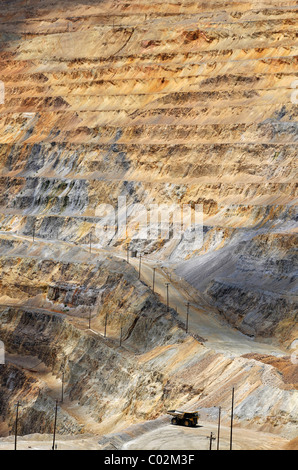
[0,0,297,452]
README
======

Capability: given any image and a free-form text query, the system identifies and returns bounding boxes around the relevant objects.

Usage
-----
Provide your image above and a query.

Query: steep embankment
[0,252,187,436]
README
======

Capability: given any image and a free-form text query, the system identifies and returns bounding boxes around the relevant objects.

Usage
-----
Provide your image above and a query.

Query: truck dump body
[167,410,199,427]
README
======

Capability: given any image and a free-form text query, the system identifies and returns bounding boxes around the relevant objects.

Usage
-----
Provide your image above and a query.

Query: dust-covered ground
[0,421,291,451]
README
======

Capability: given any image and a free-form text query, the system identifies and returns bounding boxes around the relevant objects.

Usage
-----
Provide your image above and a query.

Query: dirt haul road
[123,422,288,451]
[114,251,287,358]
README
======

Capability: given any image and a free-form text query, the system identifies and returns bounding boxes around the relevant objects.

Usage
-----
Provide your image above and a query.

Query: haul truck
[167,410,199,427]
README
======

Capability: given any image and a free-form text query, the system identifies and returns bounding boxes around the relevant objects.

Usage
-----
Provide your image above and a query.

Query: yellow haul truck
[167,410,199,427]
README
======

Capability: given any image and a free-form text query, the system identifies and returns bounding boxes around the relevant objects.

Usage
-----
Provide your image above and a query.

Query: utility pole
[207,432,216,451]
[61,370,65,404]
[32,219,36,242]
[165,283,170,312]
[152,267,156,293]
[104,311,108,338]
[52,400,58,451]
[119,313,123,347]
[138,254,142,279]
[88,307,92,329]
[14,401,21,451]
[185,302,190,333]
[230,387,235,451]
[217,406,221,450]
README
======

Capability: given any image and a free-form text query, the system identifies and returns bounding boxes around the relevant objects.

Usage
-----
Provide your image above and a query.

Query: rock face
[1,303,297,440]
[0,0,297,341]
[0,0,297,444]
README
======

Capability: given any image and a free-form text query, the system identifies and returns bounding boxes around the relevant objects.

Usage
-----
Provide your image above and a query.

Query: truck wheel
[184,420,190,427]
[171,418,177,425]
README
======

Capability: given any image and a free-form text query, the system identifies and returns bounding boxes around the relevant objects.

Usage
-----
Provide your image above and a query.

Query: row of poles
[136,251,236,450]
[31,225,191,333]
[88,251,190,341]
[14,368,67,450]
[207,387,235,451]
[13,388,235,451]
[136,252,191,332]
[14,398,60,451]
[88,307,123,345]
[32,229,191,336]
[30,225,176,321]
[135,252,237,451]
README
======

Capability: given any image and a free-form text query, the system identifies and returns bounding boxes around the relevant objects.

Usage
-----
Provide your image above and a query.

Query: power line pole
[14,401,21,451]
[138,254,142,279]
[165,283,170,312]
[119,313,123,347]
[104,311,108,338]
[217,406,221,450]
[207,432,216,451]
[185,302,190,333]
[32,219,36,242]
[230,387,235,451]
[52,400,58,451]
[61,370,65,404]
[88,307,92,329]
[152,267,156,293]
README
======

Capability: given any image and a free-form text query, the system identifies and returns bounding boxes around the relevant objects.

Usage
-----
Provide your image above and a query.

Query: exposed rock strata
[0,0,297,444]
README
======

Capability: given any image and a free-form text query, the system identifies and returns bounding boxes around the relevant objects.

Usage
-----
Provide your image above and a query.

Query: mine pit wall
[0,254,188,437]
[0,248,296,438]
[0,140,296,342]
[0,364,82,437]
[0,253,185,351]
[177,229,298,344]
[0,0,297,441]
[1,306,298,439]
[0,307,185,436]
[0,173,296,342]
[0,215,296,345]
